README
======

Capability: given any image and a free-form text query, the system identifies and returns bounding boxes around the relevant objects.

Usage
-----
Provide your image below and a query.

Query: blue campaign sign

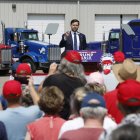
[78,50,103,62]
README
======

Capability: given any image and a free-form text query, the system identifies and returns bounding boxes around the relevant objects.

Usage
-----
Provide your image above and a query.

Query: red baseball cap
[64,50,82,64]
[117,79,140,106]
[16,63,32,75]
[113,51,125,63]
[3,80,22,98]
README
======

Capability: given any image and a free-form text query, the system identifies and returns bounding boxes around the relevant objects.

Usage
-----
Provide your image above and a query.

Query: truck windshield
[21,32,39,41]
[129,22,140,27]
[110,32,119,40]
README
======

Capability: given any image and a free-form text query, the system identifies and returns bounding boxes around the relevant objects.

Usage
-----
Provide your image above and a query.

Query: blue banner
[78,50,103,62]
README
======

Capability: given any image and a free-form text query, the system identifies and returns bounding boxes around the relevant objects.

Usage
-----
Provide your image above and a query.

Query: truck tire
[42,69,49,73]
[0,70,9,75]
[22,58,36,73]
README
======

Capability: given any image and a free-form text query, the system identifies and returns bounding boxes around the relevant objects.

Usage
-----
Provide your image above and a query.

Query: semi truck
[2,23,61,73]
[0,44,12,75]
[88,19,140,60]
[3,18,140,75]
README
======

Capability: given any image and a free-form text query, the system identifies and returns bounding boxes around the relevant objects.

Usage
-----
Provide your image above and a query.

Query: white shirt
[102,70,119,91]
[58,116,117,139]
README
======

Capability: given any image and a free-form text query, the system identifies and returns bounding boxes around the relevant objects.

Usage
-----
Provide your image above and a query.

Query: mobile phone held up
[14,76,29,85]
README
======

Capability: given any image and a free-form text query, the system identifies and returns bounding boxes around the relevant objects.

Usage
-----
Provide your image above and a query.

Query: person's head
[20,93,33,107]
[70,19,80,32]
[113,51,125,64]
[87,71,104,85]
[112,58,140,83]
[15,63,32,85]
[38,86,64,115]
[11,62,21,77]
[85,83,106,96]
[57,50,86,83]
[70,87,89,116]
[109,124,140,140]
[117,79,140,116]
[3,80,22,104]
[86,71,106,96]
[80,92,107,124]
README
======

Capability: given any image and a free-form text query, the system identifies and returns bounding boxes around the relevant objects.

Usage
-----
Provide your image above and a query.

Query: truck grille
[48,46,61,62]
[1,49,12,63]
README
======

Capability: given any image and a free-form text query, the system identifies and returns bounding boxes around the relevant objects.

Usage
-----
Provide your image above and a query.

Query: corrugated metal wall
[0,0,140,42]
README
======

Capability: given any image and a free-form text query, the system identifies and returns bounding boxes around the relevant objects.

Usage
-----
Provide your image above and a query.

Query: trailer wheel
[0,70,9,75]
[42,69,49,73]
[22,58,36,73]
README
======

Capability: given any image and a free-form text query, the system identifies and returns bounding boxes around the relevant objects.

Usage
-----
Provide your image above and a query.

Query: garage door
[95,15,138,41]
[28,14,64,45]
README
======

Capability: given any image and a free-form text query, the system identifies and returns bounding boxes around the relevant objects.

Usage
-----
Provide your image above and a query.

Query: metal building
[0,0,140,44]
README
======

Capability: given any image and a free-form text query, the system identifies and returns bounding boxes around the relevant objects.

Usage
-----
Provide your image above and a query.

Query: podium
[77,50,103,73]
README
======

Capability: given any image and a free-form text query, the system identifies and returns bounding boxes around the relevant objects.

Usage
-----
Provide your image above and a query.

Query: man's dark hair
[70,19,80,25]
[110,124,140,140]
[118,103,140,115]
[6,96,21,104]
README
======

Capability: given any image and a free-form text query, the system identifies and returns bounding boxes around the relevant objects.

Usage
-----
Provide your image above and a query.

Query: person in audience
[0,80,42,140]
[0,96,7,110]
[25,86,65,140]
[42,50,86,120]
[0,62,32,110]
[57,87,87,138]
[0,121,8,140]
[86,64,107,95]
[14,63,32,85]
[100,79,140,140]
[109,124,140,140]
[14,63,34,106]
[113,51,125,64]
[59,85,116,138]
[59,93,106,140]
[85,83,106,96]
[0,63,33,110]
[87,71,104,85]
[9,62,21,80]
[37,62,58,93]
[0,62,21,110]
[104,58,140,123]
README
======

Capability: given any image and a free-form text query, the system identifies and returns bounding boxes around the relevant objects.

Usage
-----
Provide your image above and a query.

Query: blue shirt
[0,106,42,140]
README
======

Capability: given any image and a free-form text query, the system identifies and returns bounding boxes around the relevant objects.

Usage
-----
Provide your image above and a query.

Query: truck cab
[4,28,61,73]
[87,19,140,60]
[107,28,120,54]
[108,19,140,60]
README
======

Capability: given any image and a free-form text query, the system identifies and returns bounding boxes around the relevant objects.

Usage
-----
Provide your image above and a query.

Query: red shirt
[27,116,65,140]
[104,89,124,124]
[60,128,104,140]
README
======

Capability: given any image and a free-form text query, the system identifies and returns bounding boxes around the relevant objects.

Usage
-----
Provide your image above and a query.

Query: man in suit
[59,19,87,51]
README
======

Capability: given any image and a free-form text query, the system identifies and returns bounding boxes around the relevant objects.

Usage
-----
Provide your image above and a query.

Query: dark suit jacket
[59,31,87,50]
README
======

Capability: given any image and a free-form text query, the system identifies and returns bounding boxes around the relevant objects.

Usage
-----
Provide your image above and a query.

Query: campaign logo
[78,50,102,62]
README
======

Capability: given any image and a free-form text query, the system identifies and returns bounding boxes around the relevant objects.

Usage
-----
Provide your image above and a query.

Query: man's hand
[27,76,34,88]
[48,62,58,76]
[64,31,70,40]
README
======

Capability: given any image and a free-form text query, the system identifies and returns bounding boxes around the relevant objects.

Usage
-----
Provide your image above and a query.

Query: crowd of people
[0,18,140,140]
